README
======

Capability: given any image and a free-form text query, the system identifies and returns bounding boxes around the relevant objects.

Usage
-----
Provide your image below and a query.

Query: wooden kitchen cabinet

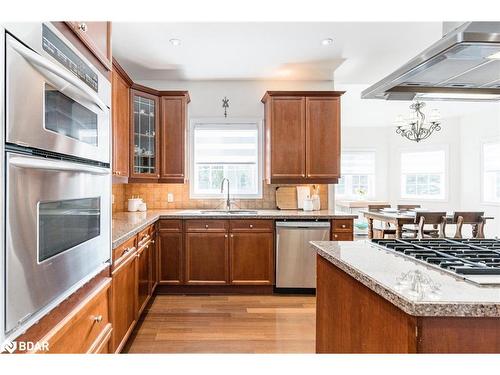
[230,231,274,285]
[130,89,160,181]
[262,91,344,184]
[158,220,184,285]
[66,22,112,70]
[112,62,131,178]
[111,251,137,353]
[160,94,190,183]
[151,227,159,292]
[136,241,152,316]
[331,218,354,241]
[185,222,230,284]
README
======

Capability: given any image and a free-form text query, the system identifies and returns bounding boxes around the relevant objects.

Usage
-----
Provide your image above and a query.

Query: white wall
[137,79,334,118]
[341,106,500,237]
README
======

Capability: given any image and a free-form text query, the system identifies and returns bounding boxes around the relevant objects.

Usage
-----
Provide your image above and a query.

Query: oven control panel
[42,24,98,92]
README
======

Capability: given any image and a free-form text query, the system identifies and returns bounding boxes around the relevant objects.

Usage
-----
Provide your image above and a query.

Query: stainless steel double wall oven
[3,23,111,336]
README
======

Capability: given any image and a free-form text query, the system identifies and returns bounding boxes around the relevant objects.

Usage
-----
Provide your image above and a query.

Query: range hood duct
[361,22,500,101]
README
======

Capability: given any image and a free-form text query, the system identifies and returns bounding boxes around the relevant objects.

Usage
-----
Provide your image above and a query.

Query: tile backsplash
[112,182,328,212]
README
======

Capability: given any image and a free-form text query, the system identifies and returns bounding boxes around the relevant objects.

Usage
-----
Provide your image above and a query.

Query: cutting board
[275,187,298,210]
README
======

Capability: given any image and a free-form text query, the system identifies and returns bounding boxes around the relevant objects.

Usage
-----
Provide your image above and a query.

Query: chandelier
[394,101,441,142]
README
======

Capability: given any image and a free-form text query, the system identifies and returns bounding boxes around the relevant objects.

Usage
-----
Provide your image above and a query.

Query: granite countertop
[112,209,356,249]
[311,240,500,317]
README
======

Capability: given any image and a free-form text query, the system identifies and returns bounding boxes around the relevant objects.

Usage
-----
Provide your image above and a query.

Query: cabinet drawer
[331,232,353,241]
[158,219,183,232]
[331,219,353,232]
[230,219,274,232]
[185,220,229,232]
[36,279,111,353]
[113,236,137,268]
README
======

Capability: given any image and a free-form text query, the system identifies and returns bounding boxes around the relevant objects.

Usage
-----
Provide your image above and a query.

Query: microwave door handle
[9,156,110,175]
[8,38,107,112]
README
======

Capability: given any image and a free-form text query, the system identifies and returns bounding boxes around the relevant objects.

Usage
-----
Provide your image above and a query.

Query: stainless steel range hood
[361,22,500,101]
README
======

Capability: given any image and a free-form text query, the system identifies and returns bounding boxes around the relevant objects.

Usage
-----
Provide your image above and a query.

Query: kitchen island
[311,240,500,353]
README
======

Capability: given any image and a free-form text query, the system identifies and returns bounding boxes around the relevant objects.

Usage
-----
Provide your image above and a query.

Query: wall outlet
[167,193,174,203]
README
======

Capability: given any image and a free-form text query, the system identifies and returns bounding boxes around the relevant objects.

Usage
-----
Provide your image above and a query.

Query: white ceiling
[112,22,443,83]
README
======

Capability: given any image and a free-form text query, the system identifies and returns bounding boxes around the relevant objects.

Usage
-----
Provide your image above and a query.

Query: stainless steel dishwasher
[275,220,331,289]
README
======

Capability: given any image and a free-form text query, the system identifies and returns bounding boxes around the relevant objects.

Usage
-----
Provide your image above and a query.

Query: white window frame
[481,138,500,206]
[335,149,377,200]
[399,145,449,202]
[188,117,263,199]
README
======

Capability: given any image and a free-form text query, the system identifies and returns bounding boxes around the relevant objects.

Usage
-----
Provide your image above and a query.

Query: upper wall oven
[5,23,110,164]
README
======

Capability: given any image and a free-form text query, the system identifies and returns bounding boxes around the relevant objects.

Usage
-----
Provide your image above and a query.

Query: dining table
[360,209,494,239]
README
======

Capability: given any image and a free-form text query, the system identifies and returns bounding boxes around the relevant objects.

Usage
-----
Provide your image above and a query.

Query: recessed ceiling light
[169,38,181,46]
[321,38,334,46]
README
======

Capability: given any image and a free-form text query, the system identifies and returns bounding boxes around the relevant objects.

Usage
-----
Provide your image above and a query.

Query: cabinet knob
[93,315,103,323]
[205,224,209,229]
[342,224,346,228]
[225,234,228,238]
[230,234,234,238]
[334,234,338,238]
[151,240,155,244]
[302,174,305,177]
[249,224,253,228]
[307,174,311,177]
[78,22,88,32]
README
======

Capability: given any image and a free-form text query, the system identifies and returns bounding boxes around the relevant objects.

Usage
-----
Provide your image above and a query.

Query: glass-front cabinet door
[130,89,159,180]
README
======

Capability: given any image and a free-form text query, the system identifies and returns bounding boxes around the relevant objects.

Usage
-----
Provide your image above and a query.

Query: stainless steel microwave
[5,23,111,163]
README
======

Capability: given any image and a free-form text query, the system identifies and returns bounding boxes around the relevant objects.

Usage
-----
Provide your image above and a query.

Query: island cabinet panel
[151,227,159,292]
[262,91,344,184]
[229,232,274,285]
[268,96,306,181]
[158,220,184,285]
[316,255,417,353]
[111,64,131,178]
[160,96,188,183]
[111,252,137,353]
[305,97,340,180]
[185,231,230,285]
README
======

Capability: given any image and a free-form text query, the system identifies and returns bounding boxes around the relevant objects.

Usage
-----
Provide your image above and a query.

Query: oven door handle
[8,37,107,112]
[9,156,110,175]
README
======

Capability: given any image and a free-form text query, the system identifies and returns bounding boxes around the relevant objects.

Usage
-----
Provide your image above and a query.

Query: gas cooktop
[371,238,500,285]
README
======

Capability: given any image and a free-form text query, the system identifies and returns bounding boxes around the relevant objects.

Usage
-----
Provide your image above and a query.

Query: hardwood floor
[123,294,316,353]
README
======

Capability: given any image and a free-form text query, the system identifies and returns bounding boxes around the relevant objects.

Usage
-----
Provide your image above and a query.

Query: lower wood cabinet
[111,252,137,353]
[230,231,274,285]
[185,232,229,284]
[158,220,184,285]
[31,278,112,354]
[151,228,159,291]
[136,242,152,316]
[331,218,354,241]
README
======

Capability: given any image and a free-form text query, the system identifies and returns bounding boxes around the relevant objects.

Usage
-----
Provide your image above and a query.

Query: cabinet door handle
[78,22,88,32]
[93,315,103,323]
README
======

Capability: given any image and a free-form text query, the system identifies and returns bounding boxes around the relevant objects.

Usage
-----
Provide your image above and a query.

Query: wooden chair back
[368,204,391,211]
[452,212,485,239]
[397,204,421,210]
[414,212,446,239]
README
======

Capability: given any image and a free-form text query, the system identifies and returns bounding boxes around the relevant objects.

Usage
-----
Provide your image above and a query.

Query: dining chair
[397,204,421,210]
[452,212,485,239]
[367,204,396,239]
[414,212,447,239]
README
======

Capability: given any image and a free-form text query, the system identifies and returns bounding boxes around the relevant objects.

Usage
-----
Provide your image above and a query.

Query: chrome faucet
[220,178,231,211]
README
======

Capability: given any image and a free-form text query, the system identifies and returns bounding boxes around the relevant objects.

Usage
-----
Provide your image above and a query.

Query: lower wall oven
[5,152,111,334]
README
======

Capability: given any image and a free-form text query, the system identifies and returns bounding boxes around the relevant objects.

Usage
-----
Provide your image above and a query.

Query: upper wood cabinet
[66,22,112,70]
[130,89,160,181]
[160,94,190,183]
[112,62,131,178]
[262,91,344,184]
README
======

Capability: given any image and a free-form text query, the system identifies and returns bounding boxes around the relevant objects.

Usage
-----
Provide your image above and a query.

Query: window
[190,120,262,198]
[335,151,376,199]
[483,141,500,203]
[401,149,446,200]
